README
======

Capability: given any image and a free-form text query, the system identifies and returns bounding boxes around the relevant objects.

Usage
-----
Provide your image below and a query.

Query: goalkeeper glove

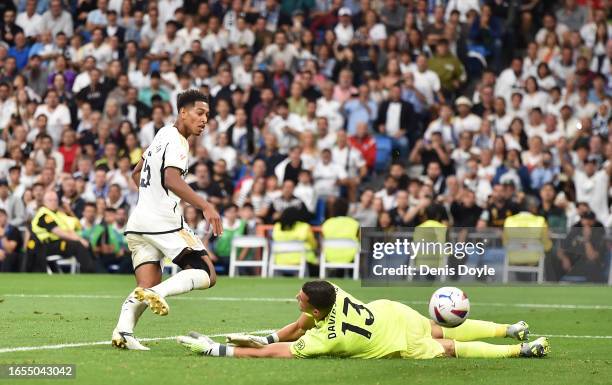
[225,332,279,348]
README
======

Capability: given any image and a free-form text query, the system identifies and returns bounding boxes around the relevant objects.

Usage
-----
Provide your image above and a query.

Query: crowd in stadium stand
[0,0,610,280]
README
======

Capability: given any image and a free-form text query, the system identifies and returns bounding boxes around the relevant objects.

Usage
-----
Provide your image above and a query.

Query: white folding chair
[229,236,269,277]
[503,240,545,284]
[319,239,360,280]
[268,241,307,278]
[46,255,79,275]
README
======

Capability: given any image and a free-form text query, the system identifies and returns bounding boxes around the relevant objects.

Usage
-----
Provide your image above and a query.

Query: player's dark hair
[302,281,336,313]
[177,89,209,112]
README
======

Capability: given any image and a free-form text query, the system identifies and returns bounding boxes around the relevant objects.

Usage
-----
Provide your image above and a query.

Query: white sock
[150,269,210,298]
[115,290,147,334]
[208,343,235,357]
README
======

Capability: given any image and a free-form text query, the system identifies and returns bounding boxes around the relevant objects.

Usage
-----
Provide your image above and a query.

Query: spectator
[375,84,415,160]
[555,0,587,33]
[15,0,42,39]
[1,9,24,46]
[343,84,377,135]
[557,210,606,282]
[538,183,567,232]
[260,179,309,223]
[8,32,30,71]
[28,190,95,272]
[34,89,71,145]
[274,146,303,185]
[0,208,23,272]
[427,39,466,99]
[211,204,246,275]
[188,163,224,208]
[312,148,347,201]
[271,205,317,274]
[562,155,611,224]
[88,207,130,273]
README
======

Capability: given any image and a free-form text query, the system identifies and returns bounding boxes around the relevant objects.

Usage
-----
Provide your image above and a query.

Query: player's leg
[112,235,162,350]
[434,337,550,358]
[134,229,216,315]
[430,320,530,341]
[135,249,215,315]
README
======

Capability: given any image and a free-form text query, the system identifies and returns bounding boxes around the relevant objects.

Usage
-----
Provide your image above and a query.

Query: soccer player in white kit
[111,90,223,350]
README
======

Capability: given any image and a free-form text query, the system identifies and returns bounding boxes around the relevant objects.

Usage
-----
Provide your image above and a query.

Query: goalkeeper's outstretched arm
[276,313,315,342]
[232,343,294,358]
[227,313,315,347]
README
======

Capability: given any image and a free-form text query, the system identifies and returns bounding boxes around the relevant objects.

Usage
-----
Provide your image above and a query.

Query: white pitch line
[3,294,612,310]
[0,329,276,354]
[536,334,612,339]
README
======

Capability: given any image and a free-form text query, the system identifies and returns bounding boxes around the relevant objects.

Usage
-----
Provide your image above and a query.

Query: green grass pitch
[1,274,611,385]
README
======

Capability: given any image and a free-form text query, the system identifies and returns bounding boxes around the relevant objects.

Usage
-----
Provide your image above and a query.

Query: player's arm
[232,343,294,358]
[132,158,144,189]
[277,313,315,342]
[164,167,222,236]
[226,313,315,347]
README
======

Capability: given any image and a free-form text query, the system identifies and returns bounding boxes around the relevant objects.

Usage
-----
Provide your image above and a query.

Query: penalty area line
[0,329,276,354]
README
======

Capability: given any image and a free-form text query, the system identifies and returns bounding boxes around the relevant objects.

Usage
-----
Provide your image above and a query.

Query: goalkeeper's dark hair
[302,281,336,313]
[176,89,209,112]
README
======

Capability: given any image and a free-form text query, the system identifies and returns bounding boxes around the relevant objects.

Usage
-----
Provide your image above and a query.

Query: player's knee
[173,249,215,288]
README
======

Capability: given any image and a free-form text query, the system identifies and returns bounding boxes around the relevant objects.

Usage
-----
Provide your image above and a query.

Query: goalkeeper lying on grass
[177,280,550,359]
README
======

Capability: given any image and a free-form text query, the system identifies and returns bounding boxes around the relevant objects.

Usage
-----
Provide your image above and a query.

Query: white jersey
[125,125,190,234]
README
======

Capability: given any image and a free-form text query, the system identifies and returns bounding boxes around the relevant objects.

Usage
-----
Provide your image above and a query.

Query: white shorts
[126,228,205,269]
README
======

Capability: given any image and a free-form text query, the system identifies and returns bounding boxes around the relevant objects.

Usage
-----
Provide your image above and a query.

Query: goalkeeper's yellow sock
[454,341,521,358]
[442,320,508,341]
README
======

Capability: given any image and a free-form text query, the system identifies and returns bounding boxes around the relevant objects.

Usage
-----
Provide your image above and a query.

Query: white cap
[339,7,352,16]
[455,96,472,107]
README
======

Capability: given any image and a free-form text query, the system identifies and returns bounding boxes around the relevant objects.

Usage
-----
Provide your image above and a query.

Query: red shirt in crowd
[59,143,80,173]
[349,134,377,170]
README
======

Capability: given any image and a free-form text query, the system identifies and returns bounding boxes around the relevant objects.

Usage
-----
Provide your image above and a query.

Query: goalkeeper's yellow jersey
[289,285,410,359]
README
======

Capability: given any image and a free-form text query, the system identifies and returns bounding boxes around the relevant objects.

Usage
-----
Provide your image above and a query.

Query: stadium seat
[374,135,392,173]
[46,255,79,275]
[502,240,545,284]
[268,241,307,278]
[228,236,269,278]
[319,238,360,280]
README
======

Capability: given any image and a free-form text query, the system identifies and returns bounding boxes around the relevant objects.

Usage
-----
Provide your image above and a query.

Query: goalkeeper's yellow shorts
[393,303,446,360]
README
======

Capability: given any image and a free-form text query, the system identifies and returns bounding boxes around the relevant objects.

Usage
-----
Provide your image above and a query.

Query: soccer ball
[428,287,470,327]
